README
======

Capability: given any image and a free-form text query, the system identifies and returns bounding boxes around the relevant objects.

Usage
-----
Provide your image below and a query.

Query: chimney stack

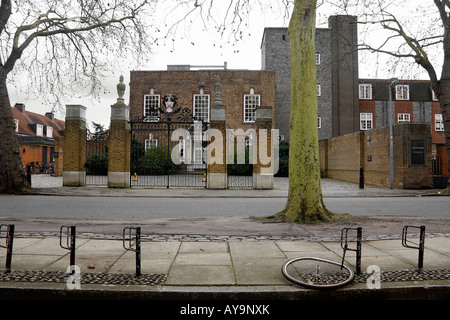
[14,103,25,114]
[45,112,55,121]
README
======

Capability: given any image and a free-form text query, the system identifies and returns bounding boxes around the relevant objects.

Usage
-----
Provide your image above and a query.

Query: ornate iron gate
[85,128,109,186]
[130,109,207,188]
[226,132,253,189]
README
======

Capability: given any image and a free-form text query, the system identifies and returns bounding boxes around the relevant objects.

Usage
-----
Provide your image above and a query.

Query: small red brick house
[11,103,65,172]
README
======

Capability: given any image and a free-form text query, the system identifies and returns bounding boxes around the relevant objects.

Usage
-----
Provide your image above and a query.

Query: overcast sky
[8,1,435,128]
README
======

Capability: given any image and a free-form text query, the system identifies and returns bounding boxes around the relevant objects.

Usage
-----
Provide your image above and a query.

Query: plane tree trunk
[270,0,335,223]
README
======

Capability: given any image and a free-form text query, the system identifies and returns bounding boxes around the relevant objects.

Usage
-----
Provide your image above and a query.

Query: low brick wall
[319,124,433,189]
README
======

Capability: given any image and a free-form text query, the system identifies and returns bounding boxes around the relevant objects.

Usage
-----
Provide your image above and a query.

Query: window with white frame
[36,124,43,136]
[244,91,260,123]
[193,93,210,122]
[317,84,321,97]
[360,113,373,130]
[144,91,160,122]
[395,85,410,100]
[316,53,321,65]
[14,119,18,132]
[398,113,410,123]
[145,133,158,151]
[359,84,372,100]
[318,116,322,129]
[435,114,444,131]
[46,126,53,138]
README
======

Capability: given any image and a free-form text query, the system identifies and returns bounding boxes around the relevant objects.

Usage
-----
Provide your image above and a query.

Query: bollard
[340,227,362,275]
[60,225,76,267]
[123,226,141,277]
[402,225,425,271]
[359,166,364,189]
[26,164,32,185]
[0,224,15,273]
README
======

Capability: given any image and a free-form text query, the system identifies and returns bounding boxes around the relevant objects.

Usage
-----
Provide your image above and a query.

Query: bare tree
[0,0,153,193]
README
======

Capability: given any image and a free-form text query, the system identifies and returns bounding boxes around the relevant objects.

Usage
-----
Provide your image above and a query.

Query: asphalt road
[1,195,449,219]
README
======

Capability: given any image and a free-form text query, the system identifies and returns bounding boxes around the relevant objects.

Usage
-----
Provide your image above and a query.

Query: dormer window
[46,126,53,138]
[36,124,43,136]
[395,85,410,100]
[359,84,372,100]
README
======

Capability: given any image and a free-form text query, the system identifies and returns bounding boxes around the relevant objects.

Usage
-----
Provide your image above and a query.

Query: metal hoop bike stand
[0,224,15,273]
[123,226,141,277]
[402,225,425,271]
[60,225,76,267]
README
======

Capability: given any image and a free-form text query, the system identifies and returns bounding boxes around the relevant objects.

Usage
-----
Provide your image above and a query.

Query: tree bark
[430,1,450,192]
[270,0,334,223]
[0,67,30,193]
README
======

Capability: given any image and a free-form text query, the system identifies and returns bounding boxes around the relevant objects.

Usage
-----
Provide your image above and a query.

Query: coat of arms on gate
[162,94,180,114]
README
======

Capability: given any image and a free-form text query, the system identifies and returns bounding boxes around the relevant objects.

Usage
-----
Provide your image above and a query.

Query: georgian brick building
[129,69,275,128]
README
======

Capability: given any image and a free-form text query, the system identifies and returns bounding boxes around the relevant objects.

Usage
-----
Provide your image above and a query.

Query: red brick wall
[394,101,414,123]
[129,70,276,130]
[359,100,376,128]
[19,143,54,169]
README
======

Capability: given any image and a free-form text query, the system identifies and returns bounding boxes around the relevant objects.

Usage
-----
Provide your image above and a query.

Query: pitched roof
[11,104,65,138]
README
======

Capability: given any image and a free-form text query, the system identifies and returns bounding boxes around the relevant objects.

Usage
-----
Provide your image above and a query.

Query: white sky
[8,0,437,128]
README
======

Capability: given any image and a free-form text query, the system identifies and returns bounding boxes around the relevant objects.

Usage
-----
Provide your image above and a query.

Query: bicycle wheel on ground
[282,257,355,290]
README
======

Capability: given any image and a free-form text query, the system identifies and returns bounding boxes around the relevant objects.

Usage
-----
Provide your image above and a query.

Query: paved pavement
[0,175,449,305]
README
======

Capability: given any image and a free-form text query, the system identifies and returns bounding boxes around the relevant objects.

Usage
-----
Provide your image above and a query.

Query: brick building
[129,69,275,128]
[128,68,276,187]
[129,69,276,155]
[357,79,448,181]
[11,103,65,172]
[261,15,448,188]
[261,15,359,141]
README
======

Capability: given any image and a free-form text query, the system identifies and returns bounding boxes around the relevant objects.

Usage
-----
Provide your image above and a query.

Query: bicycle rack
[0,224,15,273]
[340,227,362,275]
[402,225,425,271]
[123,226,141,277]
[60,225,76,267]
